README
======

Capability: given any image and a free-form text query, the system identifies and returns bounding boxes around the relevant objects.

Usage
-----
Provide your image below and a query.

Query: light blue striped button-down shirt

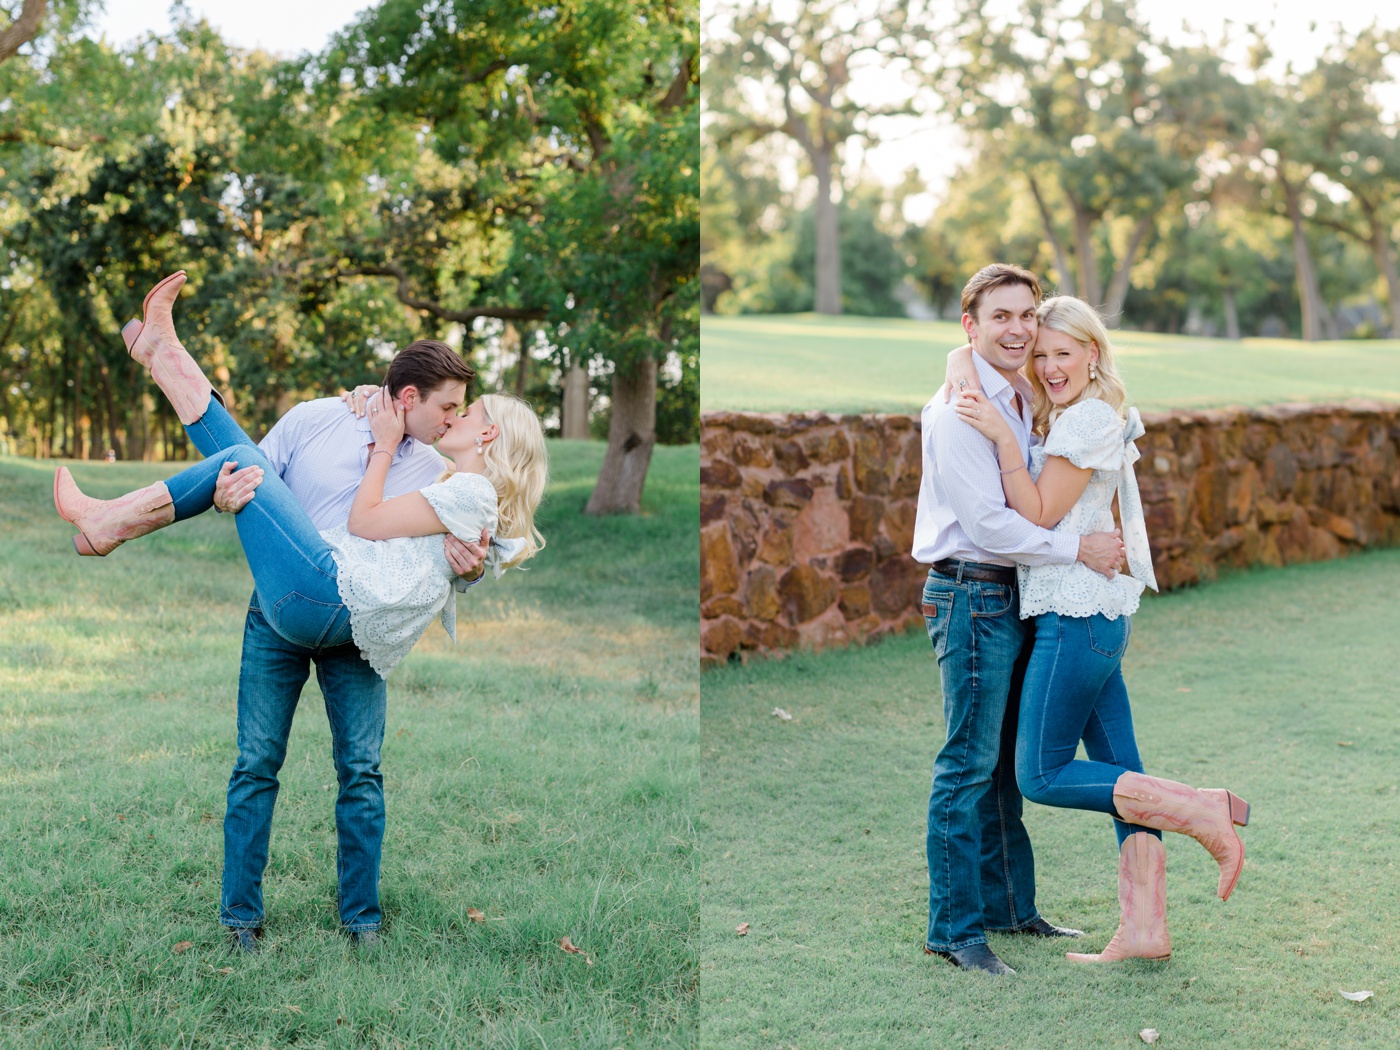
[259,397,449,530]
[911,352,1080,568]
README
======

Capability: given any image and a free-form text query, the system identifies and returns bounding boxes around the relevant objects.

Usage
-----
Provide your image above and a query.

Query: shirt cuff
[1050,531,1080,565]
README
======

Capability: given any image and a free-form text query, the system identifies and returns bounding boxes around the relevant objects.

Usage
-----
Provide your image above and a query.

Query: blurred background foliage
[1,0,697,511]
[701,0,1400,343]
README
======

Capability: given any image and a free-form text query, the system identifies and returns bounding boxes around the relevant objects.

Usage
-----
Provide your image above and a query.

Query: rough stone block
[700,523,740,603]
[778,564,839,624]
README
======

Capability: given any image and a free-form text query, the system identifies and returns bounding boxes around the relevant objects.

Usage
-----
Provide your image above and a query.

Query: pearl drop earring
[1089,361,1098,381]
[476,436,485,456]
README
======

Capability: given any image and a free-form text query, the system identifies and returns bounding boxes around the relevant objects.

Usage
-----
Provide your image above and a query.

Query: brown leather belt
[931,559,1017,585]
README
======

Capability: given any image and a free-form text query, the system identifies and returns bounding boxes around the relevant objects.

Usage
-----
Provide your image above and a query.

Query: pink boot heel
[1112,771,1250,901]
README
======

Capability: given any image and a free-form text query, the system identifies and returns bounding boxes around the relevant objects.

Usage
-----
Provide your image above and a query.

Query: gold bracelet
[1000,463,1027,475]
[369,450,392,462]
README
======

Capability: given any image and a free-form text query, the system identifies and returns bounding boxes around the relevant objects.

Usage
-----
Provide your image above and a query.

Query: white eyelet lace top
[1018,398,1158,621]
[320,471,525,678]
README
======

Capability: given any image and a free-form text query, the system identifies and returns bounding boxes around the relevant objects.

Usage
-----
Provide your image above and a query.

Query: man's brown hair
[382,340,475,399]
[960,263,1043,319]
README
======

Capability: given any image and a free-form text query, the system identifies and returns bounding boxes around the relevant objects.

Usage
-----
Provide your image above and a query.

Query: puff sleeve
[420,472,499,544]
[1042,399,1124,472]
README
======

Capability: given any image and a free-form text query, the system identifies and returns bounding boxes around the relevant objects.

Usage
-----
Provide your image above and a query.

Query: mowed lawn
[0,443,698,1048]
[699,549,1400,1048]
[701,314,1400,413]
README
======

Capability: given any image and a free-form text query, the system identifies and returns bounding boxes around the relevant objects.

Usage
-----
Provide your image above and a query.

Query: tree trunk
[811,145,841,315]
[72,364,84,461]
[561,357,590,439]
[0,0,47,66]
[1070,198,1102,308]
[501,322,524,396]
[1102,212,1155,326]
[585,354,657,515]
[1223,288,1241,340]
[95,357,124,460]
[1366,211,1400,337]
[1283,179,1324,341]
[1027,175,1076,296]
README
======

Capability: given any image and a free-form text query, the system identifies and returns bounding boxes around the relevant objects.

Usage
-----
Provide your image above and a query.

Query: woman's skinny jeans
[163,403,352,650]
[1014,611,1158,847]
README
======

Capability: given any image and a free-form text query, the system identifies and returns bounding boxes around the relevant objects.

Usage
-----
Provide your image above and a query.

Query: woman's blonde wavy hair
[438,393,548,568]
[1028,296,1129,437]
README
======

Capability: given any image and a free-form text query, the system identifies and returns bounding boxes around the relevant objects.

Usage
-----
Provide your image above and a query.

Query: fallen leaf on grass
[1139,1030,1160,1044]
[467,908,486,923]
[171,941,193,954]
[1175,687,1192,693]
[772,707,793,721]
[736,923,750,936]
[1337,741,1354,747]
[558,936,593,965]
[1340,990,1374,1002]
[285,1005,303,1015]
[215,967,233,976]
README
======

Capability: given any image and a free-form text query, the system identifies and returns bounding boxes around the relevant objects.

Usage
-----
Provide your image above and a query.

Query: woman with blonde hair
[948,294,1249,963]
[54,275,547,679]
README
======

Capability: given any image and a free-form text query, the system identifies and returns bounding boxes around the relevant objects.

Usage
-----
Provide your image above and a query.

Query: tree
[781,185,908,315]
[936,0,1245,322]
[310,0,699,514]
[704,0,922,314]
[1284,25,1400,335]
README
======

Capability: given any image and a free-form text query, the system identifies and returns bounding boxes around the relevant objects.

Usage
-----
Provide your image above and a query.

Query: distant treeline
[702,1,1400,341]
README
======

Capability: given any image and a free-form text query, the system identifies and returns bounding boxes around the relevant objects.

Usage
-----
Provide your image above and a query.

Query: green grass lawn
[699,549,1400,1048]
[701,314,1400,414]
[0,442,698,1049]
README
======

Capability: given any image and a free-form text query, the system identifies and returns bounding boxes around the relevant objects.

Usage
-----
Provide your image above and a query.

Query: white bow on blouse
[1117,407,1158,592]
[485,535,530,578]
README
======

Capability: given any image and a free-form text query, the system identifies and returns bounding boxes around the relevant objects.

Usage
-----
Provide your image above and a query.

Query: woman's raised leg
[58,449,346,648]
[121,273,252,456]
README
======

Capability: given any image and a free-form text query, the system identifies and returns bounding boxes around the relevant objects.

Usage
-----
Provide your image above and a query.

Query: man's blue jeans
[219,596,387,932]
[922,566,1041,952]
[1015,611,1156,849]
[170,396,388,932]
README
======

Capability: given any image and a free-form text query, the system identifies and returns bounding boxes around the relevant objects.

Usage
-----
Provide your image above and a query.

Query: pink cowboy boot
[54,467,174,557]
[1066,832,1171,963]
[1112,771,1250,901]
[122,270,216,425]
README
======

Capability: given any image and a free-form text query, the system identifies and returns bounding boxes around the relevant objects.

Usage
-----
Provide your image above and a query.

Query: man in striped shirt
[915,264,1125,975]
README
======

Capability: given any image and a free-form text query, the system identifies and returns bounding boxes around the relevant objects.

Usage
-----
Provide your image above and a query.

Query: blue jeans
[169,396,388,931]
[922,566,1041,952]
[1015,612,1156,848]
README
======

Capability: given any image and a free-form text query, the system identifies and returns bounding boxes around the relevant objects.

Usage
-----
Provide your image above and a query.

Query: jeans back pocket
[1087,614,1131,658]
[270,591,352,650]
[921,589,955,659]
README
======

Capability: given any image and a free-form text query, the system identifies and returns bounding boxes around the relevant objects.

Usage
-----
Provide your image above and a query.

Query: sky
[707,0,1400,222]
[87,0,366,56]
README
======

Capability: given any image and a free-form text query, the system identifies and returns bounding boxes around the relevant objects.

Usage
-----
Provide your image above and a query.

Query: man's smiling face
[963,283,1038,382]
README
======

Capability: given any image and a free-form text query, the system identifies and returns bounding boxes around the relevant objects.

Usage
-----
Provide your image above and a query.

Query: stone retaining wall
[700,403,1400,668]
